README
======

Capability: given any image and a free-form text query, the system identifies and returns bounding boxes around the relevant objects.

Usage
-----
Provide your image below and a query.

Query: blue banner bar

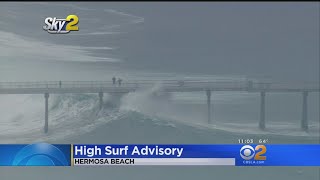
[73,144,320,166]
[73,144,239,158]
[0,143,320,166]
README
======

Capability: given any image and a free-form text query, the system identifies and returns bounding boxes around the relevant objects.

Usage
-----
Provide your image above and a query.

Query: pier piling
[301,91,308,131]
[259,91,266,130]
[44,92,49,133]
[99,92,104,110]
[206,90,212,124]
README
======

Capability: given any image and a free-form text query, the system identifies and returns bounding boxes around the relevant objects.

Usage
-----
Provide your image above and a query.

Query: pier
[0,80,318,133]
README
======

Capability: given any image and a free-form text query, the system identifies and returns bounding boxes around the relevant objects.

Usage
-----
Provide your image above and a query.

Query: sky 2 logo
[43,15,79,34]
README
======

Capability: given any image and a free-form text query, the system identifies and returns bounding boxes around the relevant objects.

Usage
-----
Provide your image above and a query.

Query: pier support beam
[259,91,266,130]
[44,92,49,133]
[206,90,212,124]
[301,91,308,131]
[99,92,104,110]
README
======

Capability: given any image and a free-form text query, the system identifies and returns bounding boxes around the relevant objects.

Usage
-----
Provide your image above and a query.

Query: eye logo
[12,143,69,166]
[240,145,255,160]
[240,145,267,161]
[43,15,79,34]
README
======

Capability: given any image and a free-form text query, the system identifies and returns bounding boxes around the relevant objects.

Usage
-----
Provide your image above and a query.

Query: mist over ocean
[0,2,319,180]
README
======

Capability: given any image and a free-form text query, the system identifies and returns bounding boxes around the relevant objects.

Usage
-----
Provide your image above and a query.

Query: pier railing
[0,80,318,91]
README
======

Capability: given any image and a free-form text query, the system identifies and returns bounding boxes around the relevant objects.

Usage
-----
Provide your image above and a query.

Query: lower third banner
[0,143,320,166]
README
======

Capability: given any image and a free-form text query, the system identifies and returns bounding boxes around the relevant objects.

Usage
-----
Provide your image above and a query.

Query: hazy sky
[0,2,319,82]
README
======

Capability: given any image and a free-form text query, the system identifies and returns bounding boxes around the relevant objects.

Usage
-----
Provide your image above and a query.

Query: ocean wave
[0,83,318,143]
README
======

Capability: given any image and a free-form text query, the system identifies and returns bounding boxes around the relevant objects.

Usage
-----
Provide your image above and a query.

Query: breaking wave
[0,84,318,144]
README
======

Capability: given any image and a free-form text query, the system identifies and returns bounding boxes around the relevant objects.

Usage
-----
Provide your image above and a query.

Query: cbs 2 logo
[240,145,267,160]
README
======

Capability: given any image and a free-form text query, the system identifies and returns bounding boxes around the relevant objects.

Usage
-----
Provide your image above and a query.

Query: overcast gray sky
[0,2,319,82]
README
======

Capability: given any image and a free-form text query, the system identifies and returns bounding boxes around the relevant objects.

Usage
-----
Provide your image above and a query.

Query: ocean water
[0,2,319,180]
[0,77,319,180]
[0,74,318,143]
